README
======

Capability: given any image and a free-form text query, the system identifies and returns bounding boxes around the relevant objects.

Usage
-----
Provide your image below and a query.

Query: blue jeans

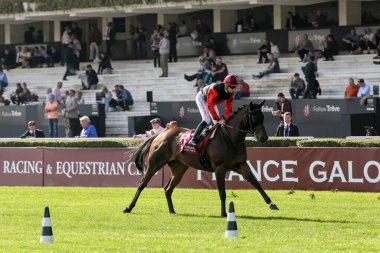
[48,118,58,137]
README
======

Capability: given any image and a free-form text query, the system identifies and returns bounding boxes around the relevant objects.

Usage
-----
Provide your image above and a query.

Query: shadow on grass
[176,213,360,224]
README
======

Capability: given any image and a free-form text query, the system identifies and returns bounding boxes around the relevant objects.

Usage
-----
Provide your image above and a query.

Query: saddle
[179,124,219,155]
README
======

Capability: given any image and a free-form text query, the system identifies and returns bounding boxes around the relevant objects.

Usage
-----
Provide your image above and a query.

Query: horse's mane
[226,103,250,124]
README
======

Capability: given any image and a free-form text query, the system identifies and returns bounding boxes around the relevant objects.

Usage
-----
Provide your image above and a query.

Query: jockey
[189,74,240,145]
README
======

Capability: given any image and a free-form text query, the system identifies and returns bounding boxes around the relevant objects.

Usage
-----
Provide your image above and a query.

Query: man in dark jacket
[81,65,99,90]
[20,121,45,138]
[275,112,299,137]
[302,55,318,99]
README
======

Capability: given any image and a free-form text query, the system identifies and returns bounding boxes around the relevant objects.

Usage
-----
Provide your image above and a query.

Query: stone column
[4,23,11,44]
[53,20,61,42]
[213,9,221,33]
[339,0,361,26]
[219,10,238,32]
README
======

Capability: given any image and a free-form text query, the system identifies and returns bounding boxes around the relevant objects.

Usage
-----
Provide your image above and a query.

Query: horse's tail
[132,134,159,173]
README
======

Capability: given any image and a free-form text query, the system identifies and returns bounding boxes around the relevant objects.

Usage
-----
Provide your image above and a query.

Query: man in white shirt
[133,118,165,139]
[357,79,371,97]
[159,31,170,77]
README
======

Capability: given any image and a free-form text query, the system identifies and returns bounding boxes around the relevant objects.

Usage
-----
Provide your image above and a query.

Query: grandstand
[3,52,379,136]
[0,0,379,137]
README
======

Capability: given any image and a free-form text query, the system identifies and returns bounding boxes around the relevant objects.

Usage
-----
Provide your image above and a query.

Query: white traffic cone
[225,201,238,238]
[40,206,53,243]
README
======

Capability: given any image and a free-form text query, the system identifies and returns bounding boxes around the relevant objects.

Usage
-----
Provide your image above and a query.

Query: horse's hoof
[270,203,279,210]
[123,208,131,213]
[221,212,227,217]
[170,211,176,215]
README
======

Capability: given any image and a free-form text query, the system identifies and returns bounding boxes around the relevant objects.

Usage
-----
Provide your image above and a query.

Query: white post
[213,9,221,33]
[53,20,61,42]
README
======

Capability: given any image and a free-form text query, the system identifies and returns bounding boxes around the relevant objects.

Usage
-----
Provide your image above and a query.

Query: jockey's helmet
[224,74,240,88]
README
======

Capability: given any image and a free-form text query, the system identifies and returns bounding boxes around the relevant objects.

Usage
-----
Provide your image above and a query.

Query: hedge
[0,137,380,148]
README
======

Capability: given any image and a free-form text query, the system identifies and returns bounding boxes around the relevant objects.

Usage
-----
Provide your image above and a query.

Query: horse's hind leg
[123,160,167,213]
[236,163,279,210]
[165,161,188,214]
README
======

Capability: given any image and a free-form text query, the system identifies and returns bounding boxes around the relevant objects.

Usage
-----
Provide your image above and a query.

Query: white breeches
[195,91,219,125]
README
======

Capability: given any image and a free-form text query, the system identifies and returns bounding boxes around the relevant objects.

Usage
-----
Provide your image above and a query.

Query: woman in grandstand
[189,74,240,145]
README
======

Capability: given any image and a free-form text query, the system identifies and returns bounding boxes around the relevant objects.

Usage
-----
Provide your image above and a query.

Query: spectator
[275,112,299,137]
[80,65,99,90]
[89,24,102,61]
[285,12,296,30]
[202,45,216,64]
[47,45,60,67]
[302,55,318,99]
[234,78,250,100]
[76,91,85,104]
[289,73,306,99]
[295,34,314,61]
[52,81,63,104]
[342,28,360,54]
[79,116,98,138]
[211,57,228,82]
[21,47,31,68]
[362,28,376,54]
[24,27,35,43]
[10,83,23,105]
[177,20,188,37]
[344,78,359,99]
[45,94,59,138]
[97,52,112,75]
[14,46,23,68]
[20,121,45,138]
[150,29,161,68]
[136,21,147,60]
[257,39,270,64]
[18,82,31,104]
[105,22,116,58]
[133,118,165,139]
[184,55,210,83]
[116,85,134,111]
[62,43,79,80]
[312,9,327,28]
[168,22,178,62]
[357,79,370,97]
[252,52,280,79]
[270,41,280,59]
[321,34,338,61]
[272,93,292,122]
[1,49,14,71]
[35,30,44,43]
[61,26,71,65]
[0,94,10,106]
[101,86,118,112]
[63,90,79,137]
[71,22,82,42]
[0,67,8,95]
[248,17,259,31]
[158,31,170,78]
[45,88,53,103]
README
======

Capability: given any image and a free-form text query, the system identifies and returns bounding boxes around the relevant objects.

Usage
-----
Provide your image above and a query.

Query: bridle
[222,107,262,135]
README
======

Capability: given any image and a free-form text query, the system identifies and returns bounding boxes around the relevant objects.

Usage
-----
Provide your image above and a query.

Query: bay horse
[124,100,279,217]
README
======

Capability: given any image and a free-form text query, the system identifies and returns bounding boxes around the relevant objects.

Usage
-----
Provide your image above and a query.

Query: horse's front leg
[236,162,279,211]
[215,169,227,217]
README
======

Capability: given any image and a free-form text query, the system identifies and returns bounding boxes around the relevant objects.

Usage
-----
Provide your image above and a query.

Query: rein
[222,108,261,134]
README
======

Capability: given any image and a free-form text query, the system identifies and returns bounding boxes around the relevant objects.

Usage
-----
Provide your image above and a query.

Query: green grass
[0,187,379,253]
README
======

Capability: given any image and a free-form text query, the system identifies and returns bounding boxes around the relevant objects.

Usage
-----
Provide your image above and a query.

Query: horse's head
[248,100,268,142]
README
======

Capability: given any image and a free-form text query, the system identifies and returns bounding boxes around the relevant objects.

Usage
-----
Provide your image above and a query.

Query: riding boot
[189,121,208,145]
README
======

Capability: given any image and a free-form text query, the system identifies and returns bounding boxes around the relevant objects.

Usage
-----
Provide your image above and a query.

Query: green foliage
[0,0,205,13]
[1,137,380,148]
[297,138,380,147]
[0,188,379,252]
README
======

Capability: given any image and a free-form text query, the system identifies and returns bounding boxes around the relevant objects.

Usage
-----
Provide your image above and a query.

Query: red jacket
[206,83,234,121]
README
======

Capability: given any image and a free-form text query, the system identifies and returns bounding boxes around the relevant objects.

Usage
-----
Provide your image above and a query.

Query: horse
[124,100,279,217]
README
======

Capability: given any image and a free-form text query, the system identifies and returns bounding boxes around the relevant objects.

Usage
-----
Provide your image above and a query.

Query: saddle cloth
[179,125,218,155]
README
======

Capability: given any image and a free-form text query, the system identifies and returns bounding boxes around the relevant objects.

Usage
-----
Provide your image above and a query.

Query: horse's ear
[258,100,266,108]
